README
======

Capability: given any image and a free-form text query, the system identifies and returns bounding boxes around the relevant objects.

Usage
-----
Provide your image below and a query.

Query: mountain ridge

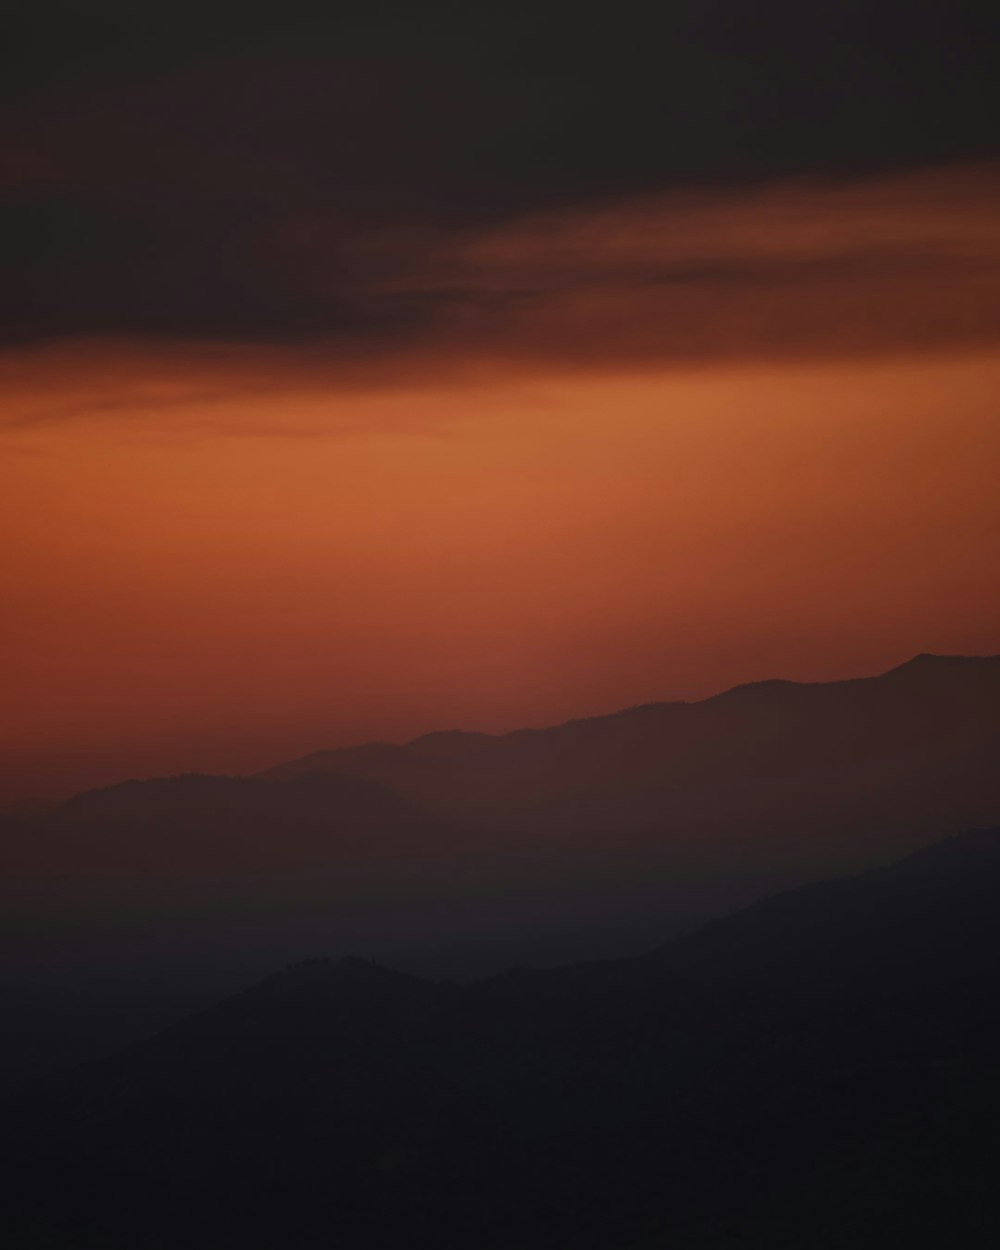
[2,650,997,1091]
[260,650,1000,782]
[260,655,1000,780]
[6,825,1000,1250]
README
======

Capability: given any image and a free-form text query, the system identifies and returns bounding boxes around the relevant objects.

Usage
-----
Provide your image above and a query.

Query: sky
[2,2,999,800]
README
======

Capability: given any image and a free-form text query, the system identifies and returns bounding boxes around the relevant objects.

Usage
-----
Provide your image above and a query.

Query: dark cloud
[1,1,997,346]
[2,163,998,440]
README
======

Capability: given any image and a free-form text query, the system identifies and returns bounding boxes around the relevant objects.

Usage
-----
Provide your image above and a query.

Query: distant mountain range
[1,652,997,1083]
[261,652,1000,853]
[5,825,1000,1249]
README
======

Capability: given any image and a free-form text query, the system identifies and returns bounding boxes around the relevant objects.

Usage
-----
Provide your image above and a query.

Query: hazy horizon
[3,645,997,804]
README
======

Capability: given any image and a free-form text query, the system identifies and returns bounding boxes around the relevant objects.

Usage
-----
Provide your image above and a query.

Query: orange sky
[2,165,999,801]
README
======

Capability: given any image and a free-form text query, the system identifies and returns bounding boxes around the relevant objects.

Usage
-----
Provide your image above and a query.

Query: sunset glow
[3,330,998,799]
[3,16,999,800]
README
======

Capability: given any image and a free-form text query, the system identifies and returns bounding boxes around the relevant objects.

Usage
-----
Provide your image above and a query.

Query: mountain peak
[703,677,800,705]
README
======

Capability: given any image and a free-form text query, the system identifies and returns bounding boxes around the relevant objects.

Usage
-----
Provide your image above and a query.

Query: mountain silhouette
[38,770,460,873]
[262,652,1000,854]
[2,652,998,1087]
[4,826,1000,1249]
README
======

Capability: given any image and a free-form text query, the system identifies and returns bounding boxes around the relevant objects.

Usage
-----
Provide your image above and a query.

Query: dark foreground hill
[4,827,1000,1249]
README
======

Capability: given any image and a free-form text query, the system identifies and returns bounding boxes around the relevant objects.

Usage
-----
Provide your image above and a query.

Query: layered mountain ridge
[1,652,997,1085]
[6,825,1000,1249]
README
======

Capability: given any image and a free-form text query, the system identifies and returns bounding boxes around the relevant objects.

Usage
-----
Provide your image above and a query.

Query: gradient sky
[2,3,999,800]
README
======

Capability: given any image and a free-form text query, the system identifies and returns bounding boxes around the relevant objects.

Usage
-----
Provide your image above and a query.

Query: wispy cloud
[2,163,998,437]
